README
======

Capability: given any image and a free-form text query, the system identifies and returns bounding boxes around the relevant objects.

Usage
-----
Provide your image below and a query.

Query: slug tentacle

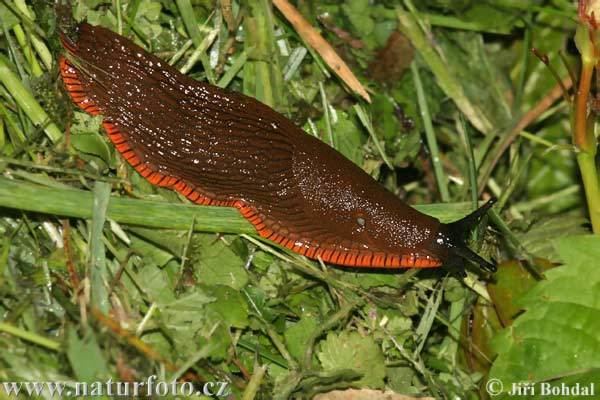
[59,22,495,271]
[434,199,497,272]
[447,198,496,235]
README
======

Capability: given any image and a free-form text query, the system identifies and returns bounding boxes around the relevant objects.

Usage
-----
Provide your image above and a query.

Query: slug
[59,23,495,272]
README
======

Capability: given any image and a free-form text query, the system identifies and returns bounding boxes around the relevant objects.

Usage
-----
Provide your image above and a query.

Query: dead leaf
[273,0,371,102]
[369,31,413,84]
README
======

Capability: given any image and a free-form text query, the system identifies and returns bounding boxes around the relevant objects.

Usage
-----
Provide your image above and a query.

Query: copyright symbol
[486,378,503,396]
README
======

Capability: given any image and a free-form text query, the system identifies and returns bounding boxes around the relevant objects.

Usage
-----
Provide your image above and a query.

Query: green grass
[0,1,592,399]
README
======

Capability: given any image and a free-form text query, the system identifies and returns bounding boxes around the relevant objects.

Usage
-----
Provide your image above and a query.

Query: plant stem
[0,322,60,351]
[573,21,600,233]
[0,56,62,143]
[242,364,268,400]
[0,176,254,233]
[577,152,600,232]
[574,62,593,150]
[0,176,491,231]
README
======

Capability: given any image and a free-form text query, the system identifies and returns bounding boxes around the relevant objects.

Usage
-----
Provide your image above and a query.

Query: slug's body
[60,23,494,271]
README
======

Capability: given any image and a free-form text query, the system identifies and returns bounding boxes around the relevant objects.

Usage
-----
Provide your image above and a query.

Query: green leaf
[193,234,249,290]
[203,285,249,329]
[151,287,234,359]
[386,366,420,395]
[332,111,365,166]
[342,0,375,39]
[66,326,109,382]
[284,316,319,362]
[457,4,522,34]
[156,289,216,326]
[128,232,175,267]
[489,235,600,395]
[0,3,21,29]
[286,286,333,320]
[516,215,589,260]
[487,260,545,326]
[317,331,386,388]
[136,261,177,304]
[341,271,399,289]
[70,112,112,166]
[370,94,421,167]
[70,111,102,135]
[371,94,400,142]
[157,289,215,315]
[552,235,600,267]
[137,0,162,21]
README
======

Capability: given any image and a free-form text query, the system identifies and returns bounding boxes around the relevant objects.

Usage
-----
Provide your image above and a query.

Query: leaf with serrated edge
[318,331,386,388]
[489,236,600,394]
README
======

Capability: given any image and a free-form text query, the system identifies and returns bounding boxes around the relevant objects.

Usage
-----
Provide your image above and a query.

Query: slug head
[430,199,496,273]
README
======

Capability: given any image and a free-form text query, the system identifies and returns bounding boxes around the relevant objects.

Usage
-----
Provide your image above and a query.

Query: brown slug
[59,22,495,272]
